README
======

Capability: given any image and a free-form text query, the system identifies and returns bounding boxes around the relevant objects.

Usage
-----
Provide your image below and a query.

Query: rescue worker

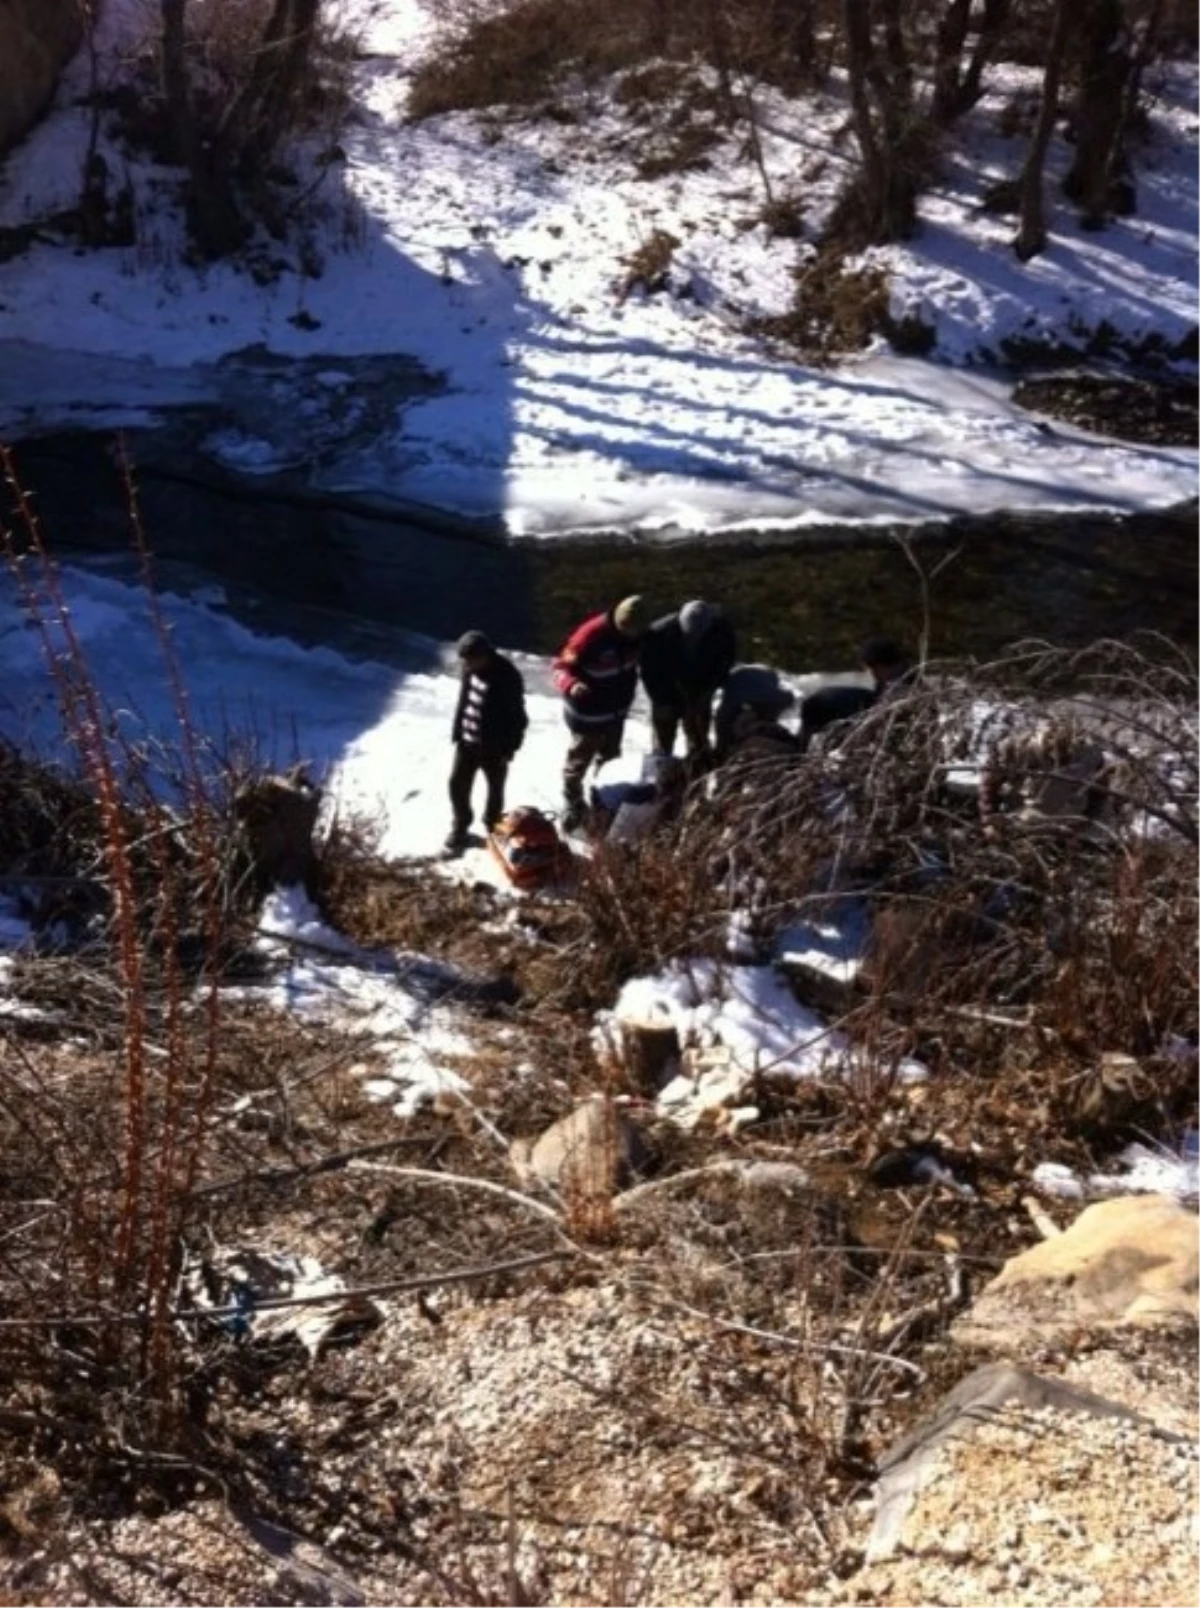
[798,638,914,752]
[552,595,647,830]
[713,663,797,762]
[639,599,737,762]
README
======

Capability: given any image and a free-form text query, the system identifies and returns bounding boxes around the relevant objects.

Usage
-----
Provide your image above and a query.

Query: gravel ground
[821,1338,1199,1608]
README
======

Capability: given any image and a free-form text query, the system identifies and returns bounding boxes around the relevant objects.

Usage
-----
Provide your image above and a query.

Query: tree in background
[1013,0,1071,260]
[1063,0,1164,227]
[837,0,923,244]
[931,0,1012,124]
[1013,0,1168,258]
[159,0,331,258]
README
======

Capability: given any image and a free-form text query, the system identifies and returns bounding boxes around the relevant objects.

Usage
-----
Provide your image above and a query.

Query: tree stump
[615,1017,682,1095]
[234,769,321,890]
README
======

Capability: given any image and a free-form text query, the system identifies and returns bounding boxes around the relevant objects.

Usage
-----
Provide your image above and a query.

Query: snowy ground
[0,554,888,1123]
[0,0,1195,533]
[0,558,585,862]
[0,555,600,1110]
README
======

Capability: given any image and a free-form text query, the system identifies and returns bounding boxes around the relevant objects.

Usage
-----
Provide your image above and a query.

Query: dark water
[6,432,1196,675]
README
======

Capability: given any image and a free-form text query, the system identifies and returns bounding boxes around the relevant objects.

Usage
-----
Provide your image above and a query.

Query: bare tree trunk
[933,0,1011,123]
[1014,0,1071,261]
[843,0,888,225]
[160,0,246,257]
[840,0,919,243]
[159,0,192,169]
[879,0,913,102]
[1100,0,1166,213]
[1063,0,1135,228]
[703,0,738,126]
[932,0,972,123]
[958,0,1012,115]
[767,0,817,78]
[247,0,322,156]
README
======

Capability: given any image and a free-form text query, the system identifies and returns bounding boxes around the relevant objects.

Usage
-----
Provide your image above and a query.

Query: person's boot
[560,800,585,834]
[441,826,469,858]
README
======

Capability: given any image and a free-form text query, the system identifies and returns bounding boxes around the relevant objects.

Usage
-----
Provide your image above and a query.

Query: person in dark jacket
[798,637,913,752]
[640,599,737,761]
[445,630,527,854]
[552,595,647,828]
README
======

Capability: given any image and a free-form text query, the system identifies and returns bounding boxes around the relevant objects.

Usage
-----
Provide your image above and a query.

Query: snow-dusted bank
[0,1,1196,533]
[0,561,594,861]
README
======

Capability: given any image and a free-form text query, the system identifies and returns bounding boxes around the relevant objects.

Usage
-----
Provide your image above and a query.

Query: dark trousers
[563,722,623,808]
[449,744,509,833]
[651,694,715,759]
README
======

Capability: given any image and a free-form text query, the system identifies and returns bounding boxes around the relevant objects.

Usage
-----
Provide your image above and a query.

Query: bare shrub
[664,639,1197,1127]
[105,1,367,256]
[750,250,893,361]
[616,227,680,299]
[759,190,807,239]
[546,637,1194,1159]
[0,451,284,1465]
[552,833,731,1011]
[410,0,833,120]
[409,0,648,118]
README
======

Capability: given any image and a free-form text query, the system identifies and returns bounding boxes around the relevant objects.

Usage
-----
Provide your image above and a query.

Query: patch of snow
[0,7,1193,531]
[257,883,359,958]
[774,896,872,985]
[203,428,300,474]
[598,957,927,1126]
[227,885,477,1114]
[1032,1138,1199,1205]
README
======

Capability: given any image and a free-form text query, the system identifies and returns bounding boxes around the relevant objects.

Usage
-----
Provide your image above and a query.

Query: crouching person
[640,599,737,763]
[445,630,528,856]
[798,637,913,753]
[713,663,798,763]
[553,595,647,831]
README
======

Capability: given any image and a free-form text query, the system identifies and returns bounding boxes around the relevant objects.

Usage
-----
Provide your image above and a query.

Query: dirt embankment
[0,0,85,156]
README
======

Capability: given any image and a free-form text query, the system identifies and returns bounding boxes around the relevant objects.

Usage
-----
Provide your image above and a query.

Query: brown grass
[410,0,831,120]
[616,227,680,299]
[409,0,649,118]
[1,457,1194,1602]
[748,248,936,363]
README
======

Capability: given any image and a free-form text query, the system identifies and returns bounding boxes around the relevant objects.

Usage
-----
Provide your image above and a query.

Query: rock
[852,1362,1199,1608]
[867,1360,1184,1562]
[953,1194,1198,1351]
[0,0,84,156]
[510,1101,652,1199]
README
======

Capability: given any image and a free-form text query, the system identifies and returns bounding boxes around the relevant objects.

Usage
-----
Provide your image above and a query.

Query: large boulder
[510,1100,652,1201]
[0,0,85,155]
[953,1194,1198,1351]
[867,1360,1177,1563]
[850,1358,1197,1605]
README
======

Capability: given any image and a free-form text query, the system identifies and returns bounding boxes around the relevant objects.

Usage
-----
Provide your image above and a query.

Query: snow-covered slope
[0,0,1195,532]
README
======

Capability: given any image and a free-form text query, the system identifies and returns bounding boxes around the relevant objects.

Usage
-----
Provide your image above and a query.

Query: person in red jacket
[552,595,648,829]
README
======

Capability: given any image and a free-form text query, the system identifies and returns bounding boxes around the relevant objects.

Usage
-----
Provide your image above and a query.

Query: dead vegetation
[0,482,1195,1608]
[749,248,935,363]
[409,0,827,121]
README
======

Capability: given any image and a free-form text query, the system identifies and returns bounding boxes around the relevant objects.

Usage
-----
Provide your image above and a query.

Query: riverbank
[7,430,1197,676]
